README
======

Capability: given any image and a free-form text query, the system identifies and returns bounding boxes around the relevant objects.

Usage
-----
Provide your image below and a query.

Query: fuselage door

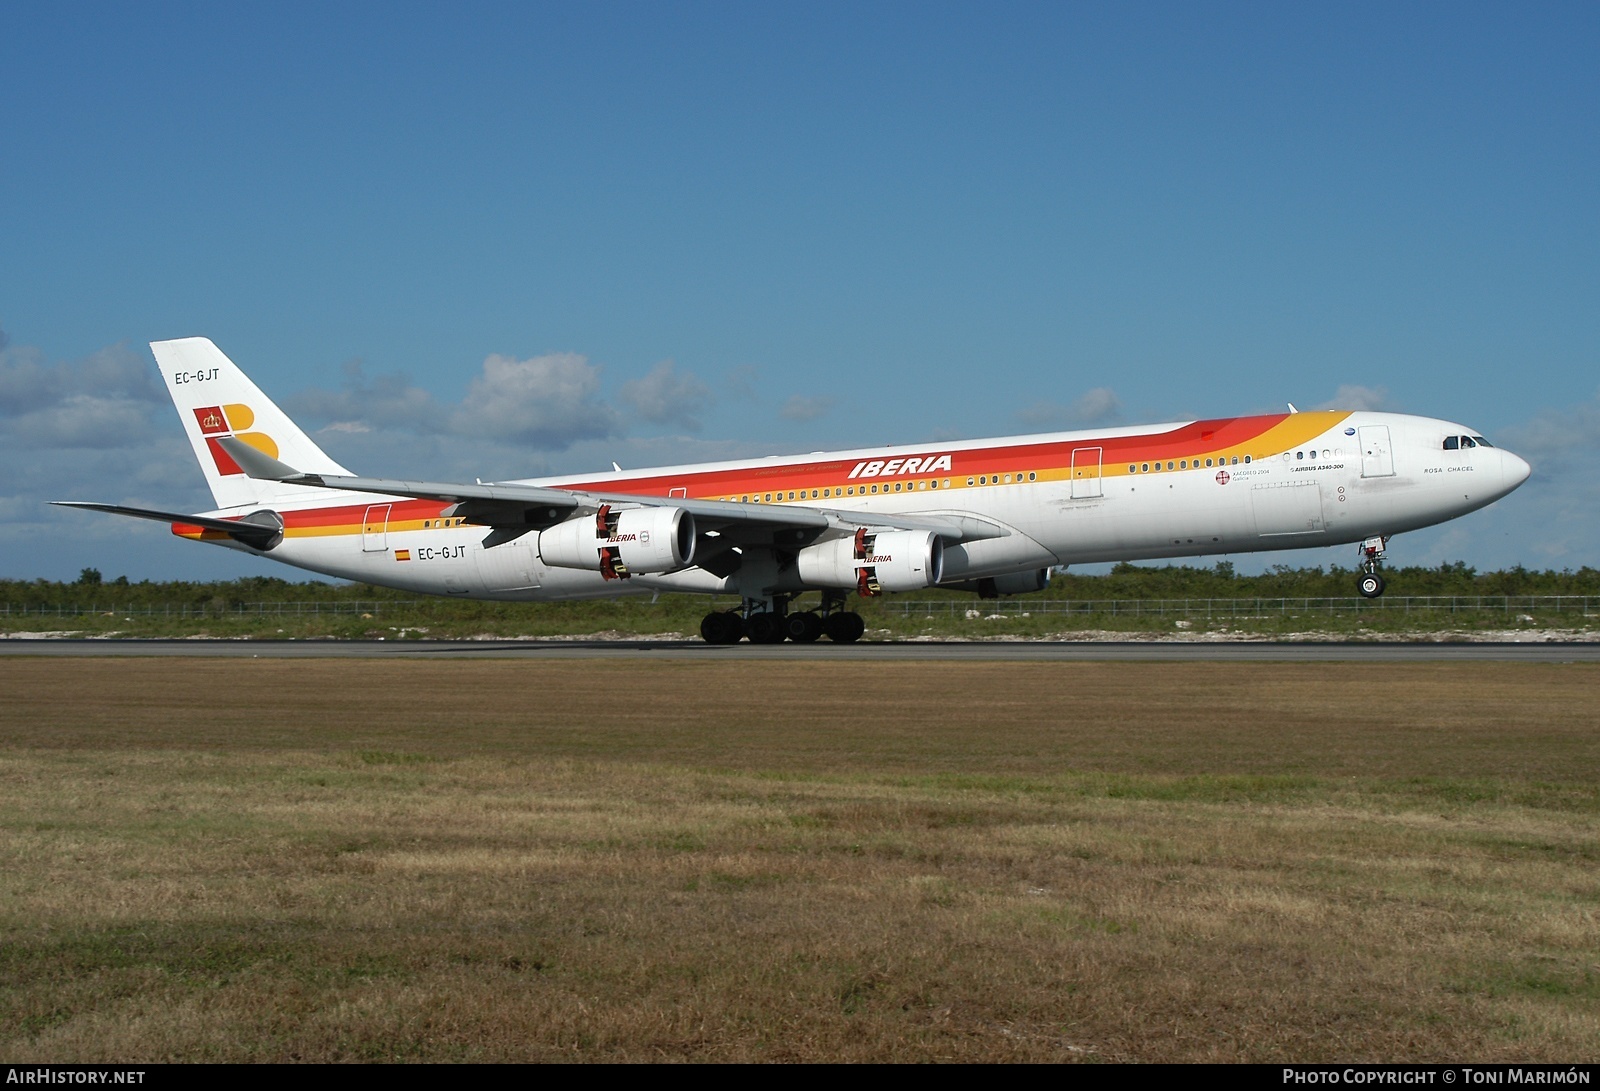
[361,504,392,552]
[1071,446,1103,499]
[1358,426,1395,479]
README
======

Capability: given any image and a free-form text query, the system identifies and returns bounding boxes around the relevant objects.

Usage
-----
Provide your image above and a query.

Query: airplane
[57,337,1532,643]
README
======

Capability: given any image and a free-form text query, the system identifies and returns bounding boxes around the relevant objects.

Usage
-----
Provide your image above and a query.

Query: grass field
[4,595,1597,641]
[1,658,1597,1061]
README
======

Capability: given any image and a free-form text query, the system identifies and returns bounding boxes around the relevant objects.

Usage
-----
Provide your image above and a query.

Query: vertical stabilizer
[151,337,353,509]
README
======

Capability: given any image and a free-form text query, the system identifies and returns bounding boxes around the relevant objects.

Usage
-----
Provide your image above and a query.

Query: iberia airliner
[58,338,1531,643]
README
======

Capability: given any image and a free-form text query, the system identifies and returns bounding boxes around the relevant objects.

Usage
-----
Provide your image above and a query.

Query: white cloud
[0,338,166,451]
[285,359,441,432]
[286,352,624,450]
[1314,384,1393,412]
[725,364,761,401]
[450,352,620,449]
[618,360,712,431]
[0,340,160,417]
[779,394,836,422]
[1500,395,1600,472]
[4,394,157,449]
[1016,387,1122,430]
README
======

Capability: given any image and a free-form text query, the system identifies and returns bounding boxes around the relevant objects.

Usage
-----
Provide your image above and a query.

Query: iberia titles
[847,454,954,479]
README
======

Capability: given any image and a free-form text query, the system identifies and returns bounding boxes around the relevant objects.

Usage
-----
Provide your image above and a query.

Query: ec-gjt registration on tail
[56,336,1531,644]
[151,337,354,509]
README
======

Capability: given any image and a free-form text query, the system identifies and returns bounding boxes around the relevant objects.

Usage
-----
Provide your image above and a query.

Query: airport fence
[4,595,1600,621]
[878,596,1600,618]
[0,600,419,619]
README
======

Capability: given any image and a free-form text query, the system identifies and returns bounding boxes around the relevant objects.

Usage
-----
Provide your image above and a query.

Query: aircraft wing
[214,436,1009,546]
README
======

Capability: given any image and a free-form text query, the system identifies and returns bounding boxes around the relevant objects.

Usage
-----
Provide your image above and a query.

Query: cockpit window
[1462,436,1477,448]
[1472,436,1494,448]
[1443,436,1461,450]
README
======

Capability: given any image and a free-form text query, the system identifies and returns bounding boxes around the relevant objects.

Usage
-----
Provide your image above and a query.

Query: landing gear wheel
[785,611,823,643]
[823,611,865,643]
[744,612,787,644]
[700,611,744,644]
[1358,573,1386,599]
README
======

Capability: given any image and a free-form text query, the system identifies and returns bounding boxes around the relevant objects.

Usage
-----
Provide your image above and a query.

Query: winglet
[1287,402,1299,414]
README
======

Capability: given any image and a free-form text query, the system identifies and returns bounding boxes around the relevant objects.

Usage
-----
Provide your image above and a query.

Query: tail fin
[151,337,353,509]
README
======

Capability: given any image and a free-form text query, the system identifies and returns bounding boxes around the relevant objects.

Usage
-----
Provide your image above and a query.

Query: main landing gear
[1357,536,1388,599]
[699,593,865,645]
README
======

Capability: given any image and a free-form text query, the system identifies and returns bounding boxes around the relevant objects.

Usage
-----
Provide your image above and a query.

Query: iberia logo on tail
[193,403,279,475]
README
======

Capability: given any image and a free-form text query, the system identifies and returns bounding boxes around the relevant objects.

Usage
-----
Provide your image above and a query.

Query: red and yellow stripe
[173,412,1349,540]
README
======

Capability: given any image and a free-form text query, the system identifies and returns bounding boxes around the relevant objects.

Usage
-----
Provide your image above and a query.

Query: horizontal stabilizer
[214,435,305,482]
[52,501,283,549]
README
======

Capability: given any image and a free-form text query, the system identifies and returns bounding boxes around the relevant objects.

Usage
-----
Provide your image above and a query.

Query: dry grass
[1,659,1597,1061]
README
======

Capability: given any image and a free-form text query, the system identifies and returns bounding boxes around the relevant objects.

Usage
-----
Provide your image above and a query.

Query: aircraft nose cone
[1502,450,1532,492]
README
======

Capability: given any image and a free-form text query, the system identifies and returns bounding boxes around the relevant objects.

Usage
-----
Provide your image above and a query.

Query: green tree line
[6,561,1597,612]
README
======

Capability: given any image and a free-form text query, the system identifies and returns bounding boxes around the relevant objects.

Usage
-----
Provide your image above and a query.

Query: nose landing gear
[1357,536,1388,599]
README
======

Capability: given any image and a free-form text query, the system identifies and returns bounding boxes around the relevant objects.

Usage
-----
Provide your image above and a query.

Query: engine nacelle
[942,568,1051,598]
[538,505,696,579]
[796,529,944,596]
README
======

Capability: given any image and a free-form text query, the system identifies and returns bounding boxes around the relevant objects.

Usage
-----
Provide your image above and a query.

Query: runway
[4,638,1599,662]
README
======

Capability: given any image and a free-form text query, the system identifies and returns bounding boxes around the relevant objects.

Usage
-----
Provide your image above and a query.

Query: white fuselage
[191,410,1530,601]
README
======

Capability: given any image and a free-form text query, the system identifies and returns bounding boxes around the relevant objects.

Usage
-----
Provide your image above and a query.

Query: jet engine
[796,528,943,596]
[538,505,696,580]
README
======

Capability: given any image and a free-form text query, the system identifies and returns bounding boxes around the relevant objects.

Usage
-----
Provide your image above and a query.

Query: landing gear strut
[1357,536,1388,599]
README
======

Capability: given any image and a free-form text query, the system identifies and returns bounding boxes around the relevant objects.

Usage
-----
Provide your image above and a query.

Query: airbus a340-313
[58,338,1531,643]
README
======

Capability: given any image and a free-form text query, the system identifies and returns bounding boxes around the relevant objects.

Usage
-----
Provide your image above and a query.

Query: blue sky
[4,2,1597,582]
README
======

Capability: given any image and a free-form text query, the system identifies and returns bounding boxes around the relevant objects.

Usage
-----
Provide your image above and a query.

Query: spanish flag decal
[395,549,412,561]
